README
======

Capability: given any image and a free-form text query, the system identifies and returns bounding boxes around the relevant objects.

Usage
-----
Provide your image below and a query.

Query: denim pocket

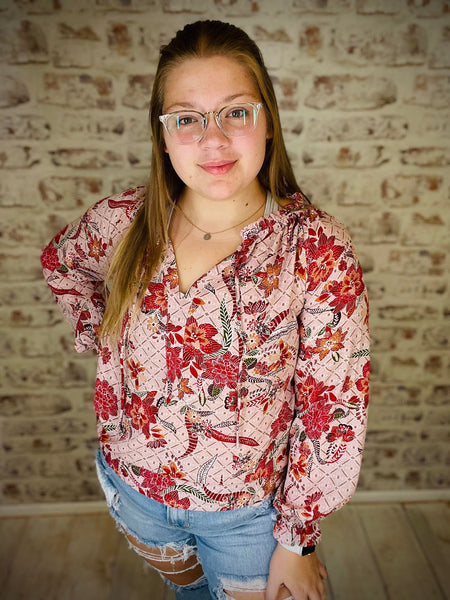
[95,451,120,511]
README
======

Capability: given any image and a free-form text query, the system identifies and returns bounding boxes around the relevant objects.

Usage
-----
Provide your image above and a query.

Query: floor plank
[404,502,450,599]
[110,533,169,600]
[358,503,446,600]
[1,502,448,600]
[55,513,121,600]
[319,505,387,600]
[0,517,28,588]
[3,515,74,600]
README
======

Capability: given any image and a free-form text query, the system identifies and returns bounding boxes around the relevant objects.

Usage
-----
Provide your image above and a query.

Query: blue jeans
[96,451,291,600]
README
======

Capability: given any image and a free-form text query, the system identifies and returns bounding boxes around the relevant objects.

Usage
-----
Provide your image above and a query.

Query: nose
[200,112,229,146]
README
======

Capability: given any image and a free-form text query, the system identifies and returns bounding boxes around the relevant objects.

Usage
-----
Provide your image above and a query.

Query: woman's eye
[227,108,246,119]
[176,115,198,127]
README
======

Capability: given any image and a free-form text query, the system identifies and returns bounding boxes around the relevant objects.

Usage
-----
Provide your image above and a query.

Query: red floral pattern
[42,186,370,548]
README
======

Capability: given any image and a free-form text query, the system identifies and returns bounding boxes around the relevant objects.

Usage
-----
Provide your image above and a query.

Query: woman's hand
[266,543,328,600]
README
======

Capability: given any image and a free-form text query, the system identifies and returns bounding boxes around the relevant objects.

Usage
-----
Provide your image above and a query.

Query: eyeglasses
[159,102,263,145]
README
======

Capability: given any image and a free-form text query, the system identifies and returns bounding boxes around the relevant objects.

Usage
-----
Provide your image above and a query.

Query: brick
[371,327,419,353]
[332,24,427,66]
[127,145,152,168]
[0,282,54,307]
[0,306,65,328]
[59,114,125,140]
[424,406,450,426]
[0,146,41,169]
[0,176,39,207]
[1,478,101,504]
[50,148,123,169]
[0,209,64,247]
[4,20,49,64]
[425,469,450,488]
[40,73,115,110]
[96,0,158,9]
[419,114,449,138]
[291,0,352,11]
[53,38,94,68]
[302,144,392,168]
[253,26,292,43]
[3,454,74,479]
[400,147,450,167]
[0,250,48,282]
[207,0,255,16]
[58,23,100,40]
[422,323,450,350]
[407,0,450,18]
[361,446,400,469]
[305,75,397,110]
[307,115,408,142]
[381,175,444,207]
[426,385,450,406]
[335,175,380,206]
[429,26,450,68]
[424,354,449,377]
[299,25,324,57]
[365,430,419,444]
[0,75,30,108]
[0,115,51,140]
[39,176,103,209]
[12,0,61,13]
[107,23,132,55]
[376,304,440,321]
[344,211,400,244]
[369,405,424,428]
[1,358,95,389]
[356,0,403,13]
[401,212,447,246]
[122,74,154,109]
[6,416,90,438]
[297,173,333,205]
[406,74,450,109]
[271,76,298,110]
[370,383,422,406]
[0,328,76,358]
[2,435,81,455]
[128,117,151,142]
[381,277,447,299]
[0,394,71,417]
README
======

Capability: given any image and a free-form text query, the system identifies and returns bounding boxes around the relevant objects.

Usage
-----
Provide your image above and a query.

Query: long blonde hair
[100,20,300,341]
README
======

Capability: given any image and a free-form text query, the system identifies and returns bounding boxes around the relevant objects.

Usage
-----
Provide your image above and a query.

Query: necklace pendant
[203,233,211,240]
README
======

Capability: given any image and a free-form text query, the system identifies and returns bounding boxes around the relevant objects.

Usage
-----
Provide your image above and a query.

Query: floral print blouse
[41,186,370,548]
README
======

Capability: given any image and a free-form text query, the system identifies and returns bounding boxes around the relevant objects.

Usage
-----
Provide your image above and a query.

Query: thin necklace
[175,199,265,241]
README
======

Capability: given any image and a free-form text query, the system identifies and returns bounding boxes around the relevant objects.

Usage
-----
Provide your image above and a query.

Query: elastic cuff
[280,542,316,556]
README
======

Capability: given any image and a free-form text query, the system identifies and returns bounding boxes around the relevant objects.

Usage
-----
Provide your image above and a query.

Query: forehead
[163,55,260,109]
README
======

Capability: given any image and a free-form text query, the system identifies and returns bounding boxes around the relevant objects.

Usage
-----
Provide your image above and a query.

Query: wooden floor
[0,501,448,600]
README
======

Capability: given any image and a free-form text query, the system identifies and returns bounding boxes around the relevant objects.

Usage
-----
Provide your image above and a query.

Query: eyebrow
[164,93,259,113]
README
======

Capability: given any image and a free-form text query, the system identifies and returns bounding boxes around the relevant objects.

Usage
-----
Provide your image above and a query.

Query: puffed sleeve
[40,187,145,353]
[273,211,370,549]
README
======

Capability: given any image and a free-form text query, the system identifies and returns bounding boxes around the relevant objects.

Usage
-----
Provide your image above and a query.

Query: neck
[178,185,266,232]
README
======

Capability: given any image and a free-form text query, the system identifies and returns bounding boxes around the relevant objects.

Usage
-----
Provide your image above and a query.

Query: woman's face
[161,55,270,204]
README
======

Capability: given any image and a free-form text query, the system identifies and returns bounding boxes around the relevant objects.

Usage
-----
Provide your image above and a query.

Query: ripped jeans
[96,451,291,600]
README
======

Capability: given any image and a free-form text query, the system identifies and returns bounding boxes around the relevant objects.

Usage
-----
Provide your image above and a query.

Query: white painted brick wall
[0,0,449,504]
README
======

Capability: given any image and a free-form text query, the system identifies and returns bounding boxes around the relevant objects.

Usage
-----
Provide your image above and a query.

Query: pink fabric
[41,186,370,547]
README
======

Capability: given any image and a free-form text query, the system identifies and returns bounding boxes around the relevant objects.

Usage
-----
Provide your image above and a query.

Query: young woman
[41,20,369,600]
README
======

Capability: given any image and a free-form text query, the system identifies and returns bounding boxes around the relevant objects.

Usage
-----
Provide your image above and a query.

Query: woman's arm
[41,187,145,352]
[270,213,370,596]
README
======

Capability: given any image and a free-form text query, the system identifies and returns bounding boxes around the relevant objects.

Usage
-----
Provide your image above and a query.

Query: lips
[199,160,236,176]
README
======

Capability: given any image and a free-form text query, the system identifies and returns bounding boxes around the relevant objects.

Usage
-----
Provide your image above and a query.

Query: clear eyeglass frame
[159,102,263,145]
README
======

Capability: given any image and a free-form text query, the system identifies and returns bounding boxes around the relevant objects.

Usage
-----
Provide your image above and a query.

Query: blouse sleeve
[40,188,144,353]
[273,213,370,549]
